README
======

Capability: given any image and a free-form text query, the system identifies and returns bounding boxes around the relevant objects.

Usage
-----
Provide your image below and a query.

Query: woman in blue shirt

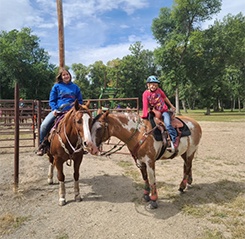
[36,68,83,156]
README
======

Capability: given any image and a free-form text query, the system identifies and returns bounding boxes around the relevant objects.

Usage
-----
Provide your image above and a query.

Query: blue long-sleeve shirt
[49,81,83,112]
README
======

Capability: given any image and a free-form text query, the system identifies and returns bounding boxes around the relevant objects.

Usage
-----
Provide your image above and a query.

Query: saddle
[147,110,191,159]
[38,113,66,154]
[148,110,191,142]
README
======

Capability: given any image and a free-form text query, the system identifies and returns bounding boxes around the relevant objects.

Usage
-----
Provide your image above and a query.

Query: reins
[57,124,83,158]
[100,116,158,158]
[100,116,141,157]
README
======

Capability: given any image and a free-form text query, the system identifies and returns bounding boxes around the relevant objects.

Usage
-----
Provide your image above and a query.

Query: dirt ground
[0,121,245,239]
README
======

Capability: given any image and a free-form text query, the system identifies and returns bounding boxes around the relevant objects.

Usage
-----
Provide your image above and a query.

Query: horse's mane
[92,112,141,126]
[62,107,74,124]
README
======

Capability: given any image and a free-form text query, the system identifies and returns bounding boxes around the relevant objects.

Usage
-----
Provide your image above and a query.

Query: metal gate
[0,99,37,151]
[0,97,139,152]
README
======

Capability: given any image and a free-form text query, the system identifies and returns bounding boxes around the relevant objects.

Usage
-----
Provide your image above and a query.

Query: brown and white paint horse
[47,100,98,206]
[91,111,202,209]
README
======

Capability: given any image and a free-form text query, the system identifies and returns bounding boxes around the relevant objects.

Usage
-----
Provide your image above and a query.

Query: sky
[0,0,244,67]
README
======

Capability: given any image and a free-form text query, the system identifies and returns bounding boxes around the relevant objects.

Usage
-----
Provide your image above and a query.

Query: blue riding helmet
[146,75,160,84]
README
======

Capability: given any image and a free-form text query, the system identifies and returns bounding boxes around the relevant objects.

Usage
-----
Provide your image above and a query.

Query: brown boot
[36,141,47,156]
[36,148,44,156]
[173,136,180,149]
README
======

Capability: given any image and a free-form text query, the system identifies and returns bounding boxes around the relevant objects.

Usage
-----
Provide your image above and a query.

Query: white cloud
[0,0,244,67]
[0,0,34,30]
[202,0,245,29]
[64,36,158,66]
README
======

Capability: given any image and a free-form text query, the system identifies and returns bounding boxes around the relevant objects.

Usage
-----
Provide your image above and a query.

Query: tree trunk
[181,100,188,113]
[238,97,241,112]
[205,106,211,115]
[175,87,181,115]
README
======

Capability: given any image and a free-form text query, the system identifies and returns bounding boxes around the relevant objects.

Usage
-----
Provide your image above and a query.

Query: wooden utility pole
[56,0,65,68]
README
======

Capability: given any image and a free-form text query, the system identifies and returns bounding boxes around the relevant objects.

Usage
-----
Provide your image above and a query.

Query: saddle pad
[175,117,191,137]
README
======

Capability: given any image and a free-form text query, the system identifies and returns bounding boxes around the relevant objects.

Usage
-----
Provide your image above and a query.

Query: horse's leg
[55,159,66,206]
[47,155,54,184]
[179,151,196,192]
[47,163,54,184]
[139,163,151,202]
[73,157,83,202]
[146,160,158,209]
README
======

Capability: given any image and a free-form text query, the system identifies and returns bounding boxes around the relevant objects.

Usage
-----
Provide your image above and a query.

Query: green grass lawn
[179,109,245,122]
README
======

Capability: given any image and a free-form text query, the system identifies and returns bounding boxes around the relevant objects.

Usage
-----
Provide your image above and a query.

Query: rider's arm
[141,90,149,118]
[164,97,176,111]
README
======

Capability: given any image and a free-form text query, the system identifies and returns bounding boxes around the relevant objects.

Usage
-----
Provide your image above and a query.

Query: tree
[152,0,222,114]
[0,28,55,99]
[117,42,157,107]
[186,13,245,113]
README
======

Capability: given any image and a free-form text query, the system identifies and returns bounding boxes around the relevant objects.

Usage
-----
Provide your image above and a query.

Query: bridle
[54,109,90,162]
[97,115,143,157]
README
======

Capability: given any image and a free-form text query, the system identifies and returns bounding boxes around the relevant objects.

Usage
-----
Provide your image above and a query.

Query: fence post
[14,82,19,192]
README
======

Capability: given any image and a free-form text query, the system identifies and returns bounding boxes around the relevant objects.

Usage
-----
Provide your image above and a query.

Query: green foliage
[0,28,55,99]
[152,0,245,113]
[0,2,244,113]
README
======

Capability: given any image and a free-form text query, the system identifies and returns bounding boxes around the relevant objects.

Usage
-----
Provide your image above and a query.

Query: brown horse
[91,111,202,209]
[47,100,98,206]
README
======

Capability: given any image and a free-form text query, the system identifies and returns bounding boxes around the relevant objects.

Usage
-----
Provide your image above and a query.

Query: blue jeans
[162,112,177,143]
[40,111,56,144]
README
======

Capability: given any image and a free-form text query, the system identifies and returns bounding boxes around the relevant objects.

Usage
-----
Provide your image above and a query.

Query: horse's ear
[101,110,109,120]
[97,108,102,115]
[85,100,90,108]
[74,99,79,110]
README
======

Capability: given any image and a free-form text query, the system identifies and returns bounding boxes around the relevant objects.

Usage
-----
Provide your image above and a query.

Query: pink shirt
[142,88,168,118]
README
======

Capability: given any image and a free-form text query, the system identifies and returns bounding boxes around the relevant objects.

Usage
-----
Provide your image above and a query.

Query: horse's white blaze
[83,113,99,155]
[82,113,92,142]
[91,121,101,145]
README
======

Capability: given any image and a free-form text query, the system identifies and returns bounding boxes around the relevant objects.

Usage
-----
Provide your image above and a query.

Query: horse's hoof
[59,198,66,206]
[187,184,192,189]
[147,200,158,209]
[143,194,151,202]
[178,188,185,194]
[48,179,53,185]
[75,195,83,202]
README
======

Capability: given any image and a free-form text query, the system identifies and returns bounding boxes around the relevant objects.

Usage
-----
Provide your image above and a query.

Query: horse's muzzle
[84,141,99,155]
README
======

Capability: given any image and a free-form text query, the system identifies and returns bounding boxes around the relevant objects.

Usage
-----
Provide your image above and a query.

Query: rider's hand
[170,105,176,112]
[53,110,58,117]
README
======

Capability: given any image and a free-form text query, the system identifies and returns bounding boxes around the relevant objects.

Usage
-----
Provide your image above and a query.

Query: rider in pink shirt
[142,76,179,150]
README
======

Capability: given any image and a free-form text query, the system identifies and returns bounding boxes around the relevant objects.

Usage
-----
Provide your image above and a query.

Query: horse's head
[72,100,99,155]
[91,111,110,150]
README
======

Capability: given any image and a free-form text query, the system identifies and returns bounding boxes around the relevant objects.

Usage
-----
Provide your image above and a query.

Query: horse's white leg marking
[144,157,155,185]
[47,163,54,185]
[74,180,81,202]
[59,181,66,206]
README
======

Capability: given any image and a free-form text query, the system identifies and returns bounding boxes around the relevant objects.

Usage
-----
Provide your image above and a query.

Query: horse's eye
[76,119,83,124]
